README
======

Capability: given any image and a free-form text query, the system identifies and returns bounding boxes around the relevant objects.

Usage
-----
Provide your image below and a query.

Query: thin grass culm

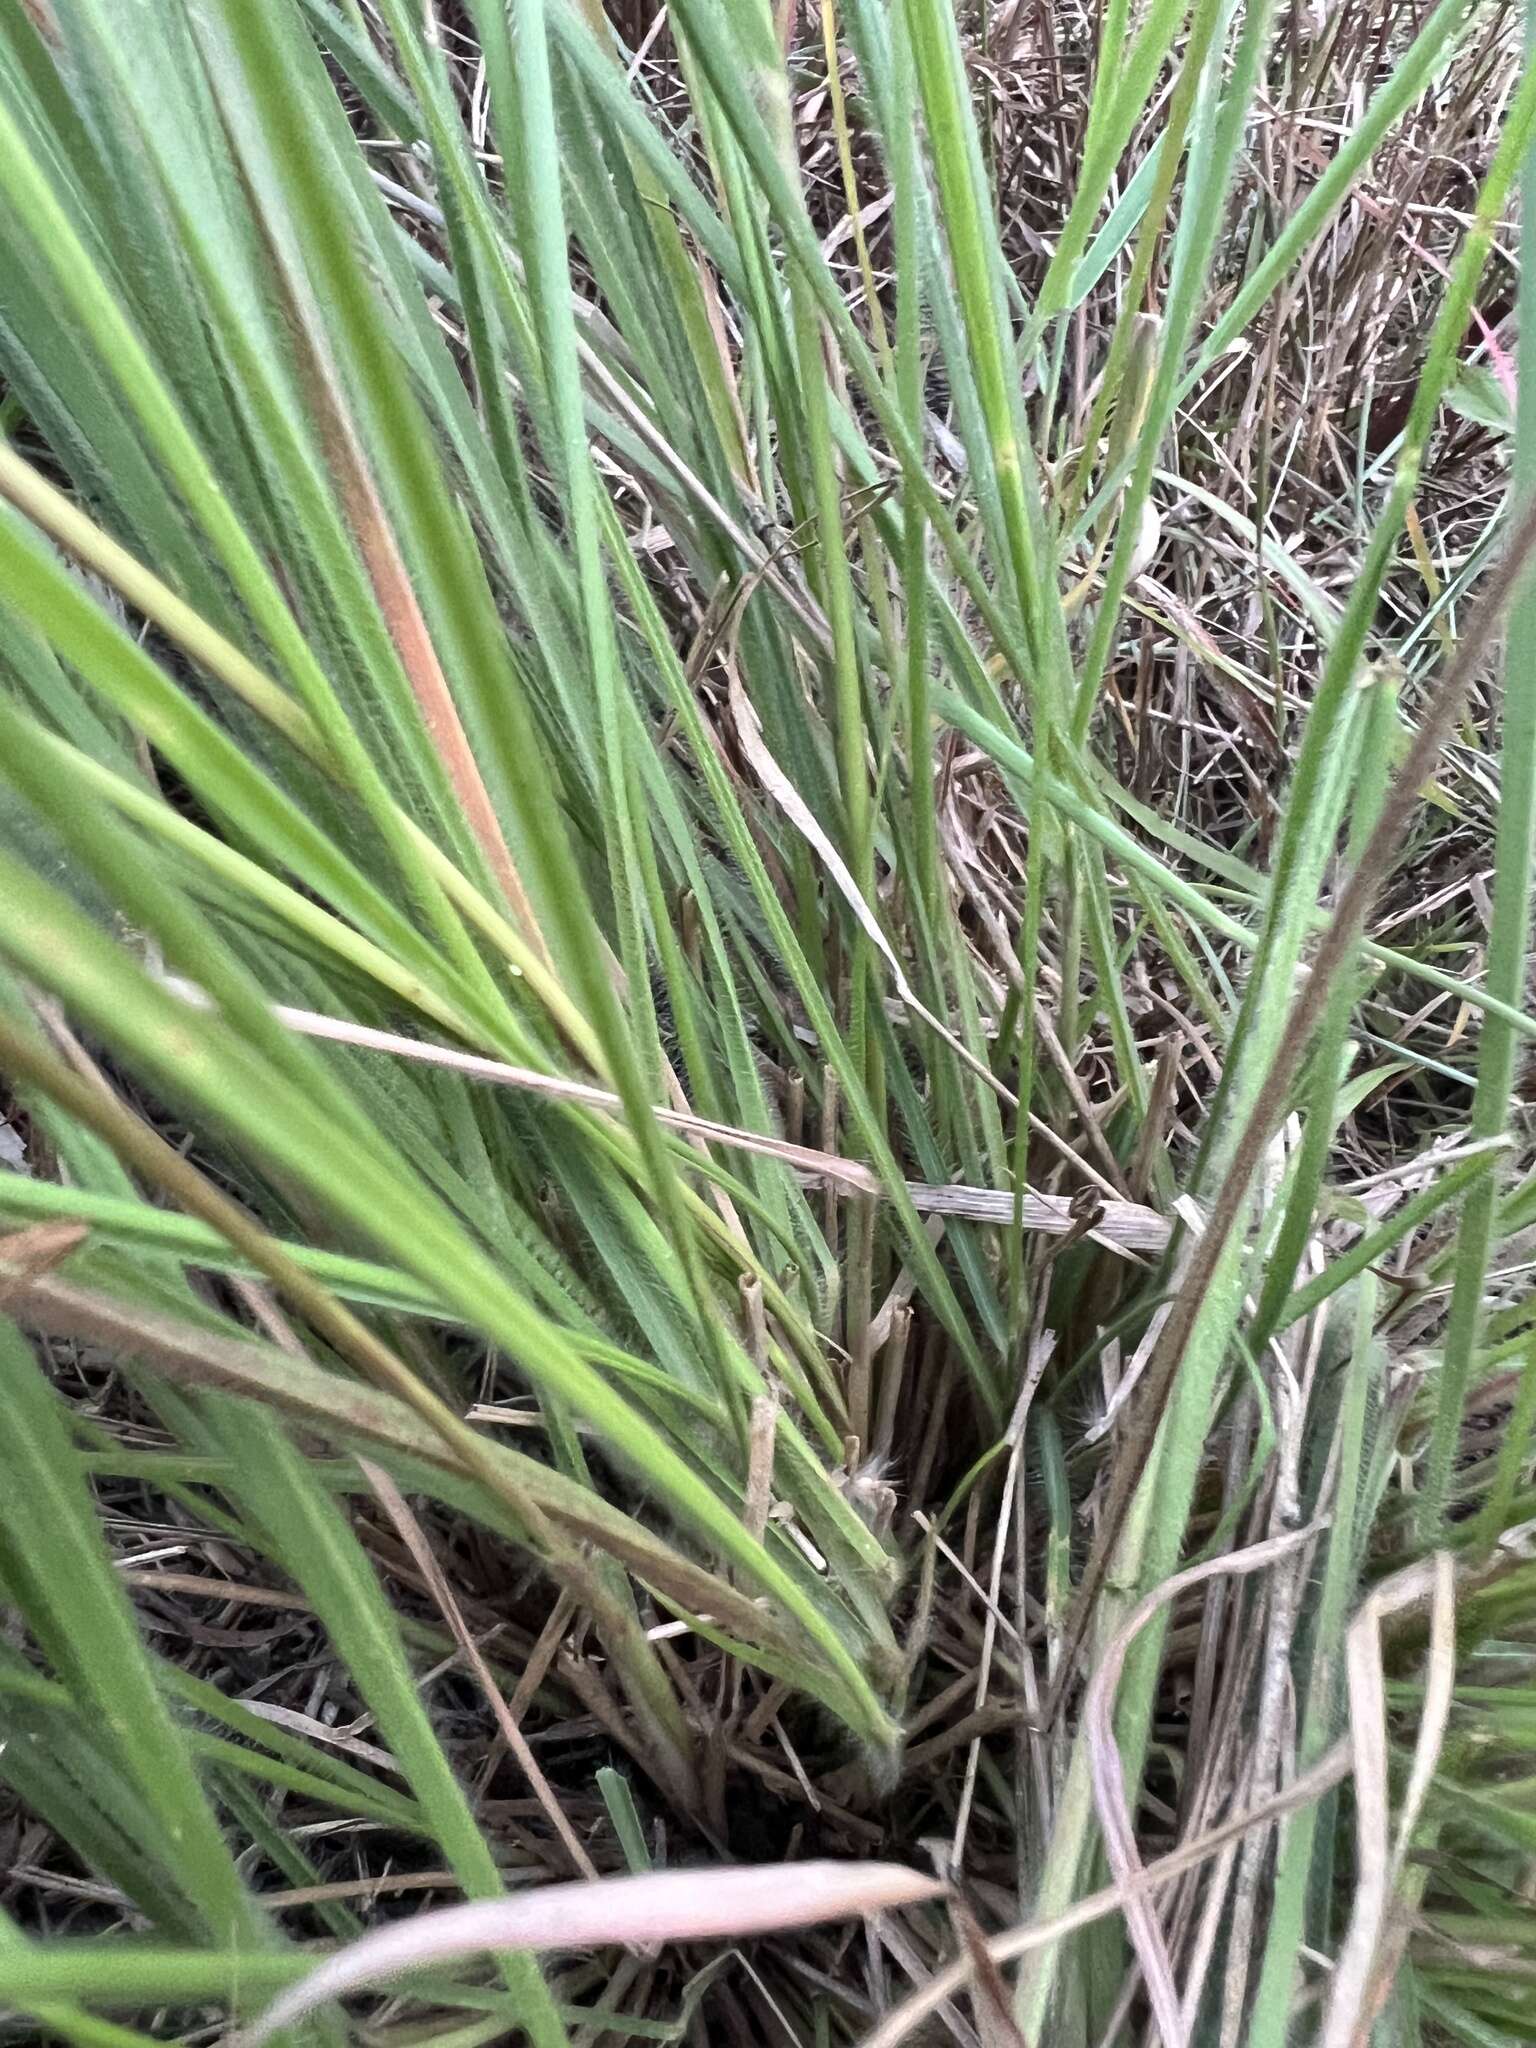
[1,0,1535,2044]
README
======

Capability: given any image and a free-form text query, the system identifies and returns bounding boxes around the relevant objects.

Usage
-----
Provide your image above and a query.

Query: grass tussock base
[1,0,1536,2043]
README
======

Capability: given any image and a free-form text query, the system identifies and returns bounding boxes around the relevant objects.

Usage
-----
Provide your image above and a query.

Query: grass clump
[1,0,1535,2042]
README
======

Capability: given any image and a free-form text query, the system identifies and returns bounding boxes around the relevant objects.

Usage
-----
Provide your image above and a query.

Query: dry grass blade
[164,978,1172,1248]
[857,1741,1354,2048]
[947,1892,1030,2048]
[234,1862,947,2045]
[1083,1525,1323,2048]
[359,1458,600,1881]
[0,1219,90,1300]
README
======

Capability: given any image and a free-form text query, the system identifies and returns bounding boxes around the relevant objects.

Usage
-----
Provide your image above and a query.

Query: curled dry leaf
[232,1861,946,2045]
[1319,1553,1456,2048]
